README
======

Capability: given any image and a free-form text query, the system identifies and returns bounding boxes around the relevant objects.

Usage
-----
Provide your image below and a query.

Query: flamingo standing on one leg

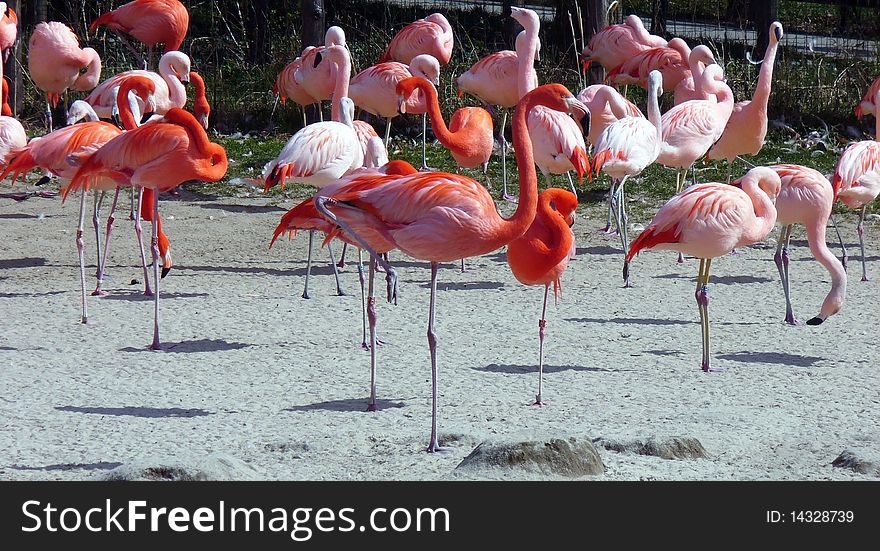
[592,70,663,286]
[832,89,880,282]
[273,49,319,127]
[456,29,539,200]
[708,22,784,182]
[28,21,102,131]
[90,0,189,69]
[506,188,577,406]
[624,167,781,372]
[65,108,227,350]
[313,84,587,452]
[263,44,362,299]
[735,164,846,325]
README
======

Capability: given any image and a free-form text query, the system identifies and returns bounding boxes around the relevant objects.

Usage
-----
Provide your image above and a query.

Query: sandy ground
[1,183,878,481]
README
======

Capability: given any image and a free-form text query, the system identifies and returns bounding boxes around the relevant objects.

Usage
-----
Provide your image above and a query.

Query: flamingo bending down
[580,14,667,74]
[740,165,846,325]
[65,108,227,349]
[832,92,880,282]
[625,167,781,372]
[380,13,453,65]
[274,49,318,126]
[263,44,361,298]
[313,84,587,452]
[28,21,102,131]
[90,0,189,68]
[506,188,577,405]
[592,70,663,286]
[656,63,733,193]
[456,29,540,199]
[708,22,784,182]
[673,45,716,105]
[347,54,441,169]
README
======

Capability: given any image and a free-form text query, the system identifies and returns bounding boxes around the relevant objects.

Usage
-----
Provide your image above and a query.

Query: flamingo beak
[397,94,407,115]
[580,56,591,74]
[774,26,783,42]
[199,114,209,130]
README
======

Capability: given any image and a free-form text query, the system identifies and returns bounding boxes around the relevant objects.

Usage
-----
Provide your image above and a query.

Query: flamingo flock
[1,4,877,456]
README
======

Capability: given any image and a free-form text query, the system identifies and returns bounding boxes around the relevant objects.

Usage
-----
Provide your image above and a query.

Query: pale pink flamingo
[673,45,716,105]
[0,3,17,105]
[273,49,318,126]
[656,63,733,193]
[607,37,691,92]
[380,13,453,65]
[625,166,781,372]
[348,53,441,169]
[313,84,587,451]
[456,27,540,199]
[90,0,189,68]
[293,26,347,121]
[28,21,102,131]
[581,14,667,74]
[855,75,880,119]
[708,22,784,182]
[733,165,846,325]
[506,188,578,405]
[592,70,663,286]
[84,51,192,123]
[263,44,361,298]
[65,108,227,350]
[832,92,880,282]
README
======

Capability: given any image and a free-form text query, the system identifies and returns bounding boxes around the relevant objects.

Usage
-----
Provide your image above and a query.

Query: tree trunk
[752,0,779,58]
[579,0,608,85]
[651,0,668,37]
[301,0,325,124]
[247,0,271,64]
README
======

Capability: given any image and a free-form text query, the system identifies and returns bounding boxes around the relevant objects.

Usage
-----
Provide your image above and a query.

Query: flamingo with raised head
[580,14,667,74]
[625,167,781,372]
[506,188,578,406]
[28,21,102,131]
[708,22,784,182]
[592,70,663,286]
[90,0,189,68]
[380,13,453,65]
[312,83,587,452]
[293,26,347,121]
[65,108,227,350]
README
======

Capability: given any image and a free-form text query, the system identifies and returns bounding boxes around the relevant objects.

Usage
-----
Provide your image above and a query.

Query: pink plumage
[577,85,643,147]
[379,13,453,65]
[28,22,102,105]
[607,38,690,91]
[89,0,189,53]
[581,14,667,73]
[456,30,537,108]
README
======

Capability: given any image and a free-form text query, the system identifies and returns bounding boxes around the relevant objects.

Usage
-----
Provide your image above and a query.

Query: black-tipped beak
[774,26,783,42]
[161,266,171,279]
[313,51,323,68]
[579,110,590,134]
[806,316,824,325]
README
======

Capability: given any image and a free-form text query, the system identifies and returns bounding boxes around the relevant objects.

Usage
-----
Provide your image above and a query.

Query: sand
[1,183,878,481]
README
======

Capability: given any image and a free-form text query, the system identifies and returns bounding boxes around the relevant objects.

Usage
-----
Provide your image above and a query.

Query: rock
[866,214,880,222]
[97,453,262,481]
[595,436,708,460]
[831,449,880,477]
[456,436,604,477]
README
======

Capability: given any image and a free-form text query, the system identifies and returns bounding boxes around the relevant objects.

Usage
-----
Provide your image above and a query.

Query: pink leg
[76,192,88,324]
[93,188,120,296]
[366,256,378,411]
[149,189,161,350]
[337,242,348,269]
[532,286,549,406]
[134,188,153,296]
[857,206,869,282]
[426,262,450,453]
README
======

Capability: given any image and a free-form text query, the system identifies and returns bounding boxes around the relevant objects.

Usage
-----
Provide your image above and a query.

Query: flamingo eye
[79,66,88,75]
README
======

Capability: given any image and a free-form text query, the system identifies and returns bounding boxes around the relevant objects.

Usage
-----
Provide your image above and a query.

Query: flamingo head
[410,54,441,85]
[396,76,432,114]
[510,6,540,33]
[771,21,784,44]
[548,189,579,225]
[324,26,346,48]
[579,46,592,74]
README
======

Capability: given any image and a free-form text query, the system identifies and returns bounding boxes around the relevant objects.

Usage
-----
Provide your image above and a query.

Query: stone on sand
[595,436,708,460]
[831,449,880,477]
[97,453,262,481]
[456,436,604,477]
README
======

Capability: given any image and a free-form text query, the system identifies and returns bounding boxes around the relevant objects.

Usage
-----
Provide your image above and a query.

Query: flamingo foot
[426,441,452,454]
[677,252,685,264]
[861,275,869,282]
[81,316,88,325]
[301,291,310,299]
[361,337,386,351]
[701,361,724,373]
[91,288,108,297]
[784,314,803,326]
[336,259,346,269]
[531,396,547,407]
[150,339,161,351]
[728,248,740,256]
[419,164,439,172]
[841,255,848,271]
[143,290,154,297]
[503,193,519,203]
[366,402,378,412]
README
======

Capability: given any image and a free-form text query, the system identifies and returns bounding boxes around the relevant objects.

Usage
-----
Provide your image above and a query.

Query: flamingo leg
[318,103,324,122]
[533,285,549,406]
[45,100,53,132]
[426,261,449,453]
[725,159,733,184]
[149,189,161,350]
[359,248,369,350]
[857,206,869,282]
[337,242,348,269]
[695,258,716,372]
[384,117,391,148]
[775,225,799,325]
[366,255,378,411]
[829,214,848,270]
[147,46,154,71]
[419,113,434,171]
[134,187,153,296]
[92,190,105,277]
[326,240,347,296]
[76,191,88,324]
[302,230,314,299]
[565,171,577,196]
[674,169,683,194]
[93,188,120,297]
[130,185,137,220]
[600,176,617,234]
[691,164,697,186]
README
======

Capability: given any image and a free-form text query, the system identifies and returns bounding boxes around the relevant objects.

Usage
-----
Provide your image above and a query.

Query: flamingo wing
[264,122,362,189]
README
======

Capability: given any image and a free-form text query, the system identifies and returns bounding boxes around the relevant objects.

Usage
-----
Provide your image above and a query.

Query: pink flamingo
[607,37,691,92]
[673,45,716,105]
[592,70,663,286]
[0,3,16,101]
[293,26,347,121]
[708,22,784,182]
[273,49,318,126]
[84,51,193,123]
[348,53,441,169]
[581,14,667,74]
[90,0,189,68]
[456,26,540,199]
[263,44,362,298]
[832,90,880,282]
[506,188,578,405]
[855,76,880,119]
[656,63,733,193]
[736,165,846,326]
[625,166,782,372]
[28,21,102,131]
[380,13,453,65]
[313,84,587,451]
[65,108,227,350]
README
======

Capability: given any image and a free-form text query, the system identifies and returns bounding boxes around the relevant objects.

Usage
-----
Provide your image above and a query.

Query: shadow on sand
[285,398,406,412]
[9,461,123,472]
[56,406,213,418]
[120,338,252,353]
[716,351,825,368]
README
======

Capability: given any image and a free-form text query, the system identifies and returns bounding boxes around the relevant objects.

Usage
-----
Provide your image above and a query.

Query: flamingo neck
[163,109,229,181]
[516,20,540,99]
[874,90,880,137]
[597,87,629,120]
[646,80,662,133]
[741,177,777,243]
[411,80,456,146]
[329,48,352,123]
[160,60,187,108]
[496,93,541,244]
[534,190,575,272]
[805,218,847,321]
[116,83,143,130]
[752,36,780,108]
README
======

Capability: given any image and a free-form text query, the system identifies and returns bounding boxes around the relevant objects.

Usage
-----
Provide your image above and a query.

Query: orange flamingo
[708,22,784,182]
[625,167,781,372]
[28,21,102,131]
[313,84,587,451]
[65,108,227,350]
[735,165,846,325]
[0,2,17,110]
[380,13,453,65]
[506,188,577,406]
[90,0,189,68]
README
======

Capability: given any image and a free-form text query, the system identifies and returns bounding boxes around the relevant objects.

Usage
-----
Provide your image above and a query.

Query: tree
[247,0,271,64]
[579,0,608,85]
[301,0,325,124]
